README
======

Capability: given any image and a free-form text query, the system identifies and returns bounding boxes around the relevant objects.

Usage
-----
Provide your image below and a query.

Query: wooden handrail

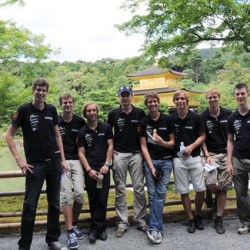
[0,170,239,230]
[0,170,25,178]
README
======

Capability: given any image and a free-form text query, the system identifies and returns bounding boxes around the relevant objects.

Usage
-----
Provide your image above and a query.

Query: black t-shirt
[228,110,250,159]
[11,102,60,162]
[139,113,174,159]
[58,114,85,160]
[171,110,205,157]
[201,107,232,154]
[77,122,113,167]
[107,105,146,153]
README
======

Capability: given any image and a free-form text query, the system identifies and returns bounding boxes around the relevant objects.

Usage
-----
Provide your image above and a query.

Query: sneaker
[156,232,163,244]
[214,216,225,234]
[67,232,78,249]
[48,241,69,250]
[238,225,250,235]
[116,227,125,238]
[187,219,196,233]
[147,230,162,244]
[194,215,204,230]
[72,225,84,240]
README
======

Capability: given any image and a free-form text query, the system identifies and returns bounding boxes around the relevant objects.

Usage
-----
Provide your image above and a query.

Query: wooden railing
[0,170,238,230]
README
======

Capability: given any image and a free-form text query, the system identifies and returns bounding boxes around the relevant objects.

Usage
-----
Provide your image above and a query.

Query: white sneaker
[156,232,163,243]
[238,225,250,235]
[147,230,162,244]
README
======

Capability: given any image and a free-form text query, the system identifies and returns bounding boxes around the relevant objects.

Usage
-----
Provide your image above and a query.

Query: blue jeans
[18,159,62,249]
[144,159,173,233]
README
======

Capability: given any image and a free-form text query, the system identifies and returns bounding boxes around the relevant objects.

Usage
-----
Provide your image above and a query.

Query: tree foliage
[1,2,250,130]
[117,0,250,60]
[0,20,57,65]
[0,0,24,8]
[1,49,249,128]
[0,1,61,127]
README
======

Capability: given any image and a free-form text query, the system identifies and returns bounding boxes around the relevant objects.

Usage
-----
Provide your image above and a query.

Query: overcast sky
[0,0,145,62]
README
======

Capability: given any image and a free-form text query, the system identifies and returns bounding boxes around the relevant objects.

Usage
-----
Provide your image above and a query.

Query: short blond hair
[205,88,220,99]
[173,90,189,104]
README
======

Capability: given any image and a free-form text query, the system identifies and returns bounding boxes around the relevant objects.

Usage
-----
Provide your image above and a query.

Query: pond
[0,145,26,191]
[0,145,119,192]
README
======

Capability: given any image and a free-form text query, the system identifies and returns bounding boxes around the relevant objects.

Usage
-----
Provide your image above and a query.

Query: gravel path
[1,218,249,250]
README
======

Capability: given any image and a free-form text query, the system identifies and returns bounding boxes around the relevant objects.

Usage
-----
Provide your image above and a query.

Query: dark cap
[118,86,132,95]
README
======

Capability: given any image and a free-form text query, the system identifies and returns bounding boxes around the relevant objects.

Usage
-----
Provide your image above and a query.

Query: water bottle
[177,142,185,157]
[180,142,185,151]
[179,142,189,160]
[97,174,104,189]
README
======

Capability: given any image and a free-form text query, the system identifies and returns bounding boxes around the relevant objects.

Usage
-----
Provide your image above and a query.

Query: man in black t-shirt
[201,88,232,234]
[58,94,85,249]
[140,92,175,244]
[107,86,147,238]
[227,83,250,235]
[78,103,113,243]
[5,78,67,250]
[171,90,206,234]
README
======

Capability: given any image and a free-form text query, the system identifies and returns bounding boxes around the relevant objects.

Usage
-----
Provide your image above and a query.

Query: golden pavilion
[127,65,204,108]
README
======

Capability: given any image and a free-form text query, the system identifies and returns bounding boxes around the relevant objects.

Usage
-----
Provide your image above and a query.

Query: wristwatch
[105,162,112,167]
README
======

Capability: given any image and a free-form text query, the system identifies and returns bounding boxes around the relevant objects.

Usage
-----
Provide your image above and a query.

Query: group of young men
[5,78,250,249]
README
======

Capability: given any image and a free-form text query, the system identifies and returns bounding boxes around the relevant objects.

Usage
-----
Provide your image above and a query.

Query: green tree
[117,0,250,60]
[201,50,226,83]
[217,61,250,85]
[0,6,59,126]
[0,20,56,64]
[85,89,119,121]
[185,50,203,84]
[0,0,24,8]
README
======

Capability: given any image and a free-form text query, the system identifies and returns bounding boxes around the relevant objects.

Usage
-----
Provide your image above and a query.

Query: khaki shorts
[173,156,206,194]
[60,160,85,206]
[204,153,233,191]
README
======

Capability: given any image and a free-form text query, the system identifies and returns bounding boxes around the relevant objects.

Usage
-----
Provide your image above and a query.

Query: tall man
[78,103,113,243]
[172,90,206,233]
[5,78,68,250]
[107,86,147,238]
[58,94,85,249]
[227,83,250,235]
[140,92,175,244]
[201,88,232,234]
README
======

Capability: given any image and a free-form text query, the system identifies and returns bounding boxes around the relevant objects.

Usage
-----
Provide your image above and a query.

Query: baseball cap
[117,86,133,95]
